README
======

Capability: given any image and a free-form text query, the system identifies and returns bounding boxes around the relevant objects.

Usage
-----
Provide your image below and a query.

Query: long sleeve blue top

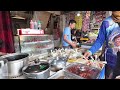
[89,16,119,67]
[89,16,119,54]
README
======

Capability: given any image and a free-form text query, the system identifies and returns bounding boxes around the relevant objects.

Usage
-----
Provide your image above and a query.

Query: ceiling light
[77,11,80,16]
[77,13,80,16]
[12,15,25,20]
[11,11,25,20]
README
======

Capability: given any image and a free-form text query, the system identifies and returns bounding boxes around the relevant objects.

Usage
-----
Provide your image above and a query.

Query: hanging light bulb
[77,11,80,16]
[77,13,80,16]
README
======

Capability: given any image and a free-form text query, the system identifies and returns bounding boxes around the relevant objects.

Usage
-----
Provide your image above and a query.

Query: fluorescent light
[12,15,25,20]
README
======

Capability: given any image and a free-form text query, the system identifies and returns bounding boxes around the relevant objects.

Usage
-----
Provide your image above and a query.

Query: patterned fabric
[82,12,90,32]
[0,11,15,53]
[95,11,106,24]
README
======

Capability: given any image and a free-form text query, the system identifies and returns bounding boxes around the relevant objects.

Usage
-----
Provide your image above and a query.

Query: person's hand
[84,50,92,59]
[71,42,77,48]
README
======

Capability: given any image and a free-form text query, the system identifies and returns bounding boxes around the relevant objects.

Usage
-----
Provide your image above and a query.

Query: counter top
[9,63,70,79]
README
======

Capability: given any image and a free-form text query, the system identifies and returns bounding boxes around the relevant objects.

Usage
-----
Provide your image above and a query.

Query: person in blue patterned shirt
[84,11,120,79]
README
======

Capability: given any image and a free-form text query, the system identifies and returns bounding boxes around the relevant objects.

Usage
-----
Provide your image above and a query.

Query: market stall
[0,11,111,79]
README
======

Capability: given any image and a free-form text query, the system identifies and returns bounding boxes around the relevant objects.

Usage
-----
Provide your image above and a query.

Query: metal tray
[48,69,86,79]
[48,70,65,79]
[64,63,101,79]
[48,69,80,79]
[48,62,105,79]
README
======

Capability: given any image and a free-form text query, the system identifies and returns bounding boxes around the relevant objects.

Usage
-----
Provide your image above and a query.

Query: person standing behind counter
[62,20,77,49]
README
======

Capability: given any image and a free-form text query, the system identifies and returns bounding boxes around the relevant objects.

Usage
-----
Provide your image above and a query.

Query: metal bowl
[50,57,67,72]
[1,53,29,77]
[22,62,50,79]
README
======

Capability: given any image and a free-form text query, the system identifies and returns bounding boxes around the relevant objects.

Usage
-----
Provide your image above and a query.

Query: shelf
[14,34,54,54]
[21,40,52,45]
[35,46,54,51]
[21,46,54,53]
[81,43,93,46]
[91,28,100,30]
[19,34,50,36]
[81,44,102,51]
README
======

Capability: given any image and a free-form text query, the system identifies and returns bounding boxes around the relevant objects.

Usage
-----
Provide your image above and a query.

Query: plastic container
[30,20,34,29]
[34,20,38,29]
[38,20,41,30]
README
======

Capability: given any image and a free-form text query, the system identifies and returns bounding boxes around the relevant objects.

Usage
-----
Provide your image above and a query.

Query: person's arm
[63,35,73,45]
[84,21,109,58]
